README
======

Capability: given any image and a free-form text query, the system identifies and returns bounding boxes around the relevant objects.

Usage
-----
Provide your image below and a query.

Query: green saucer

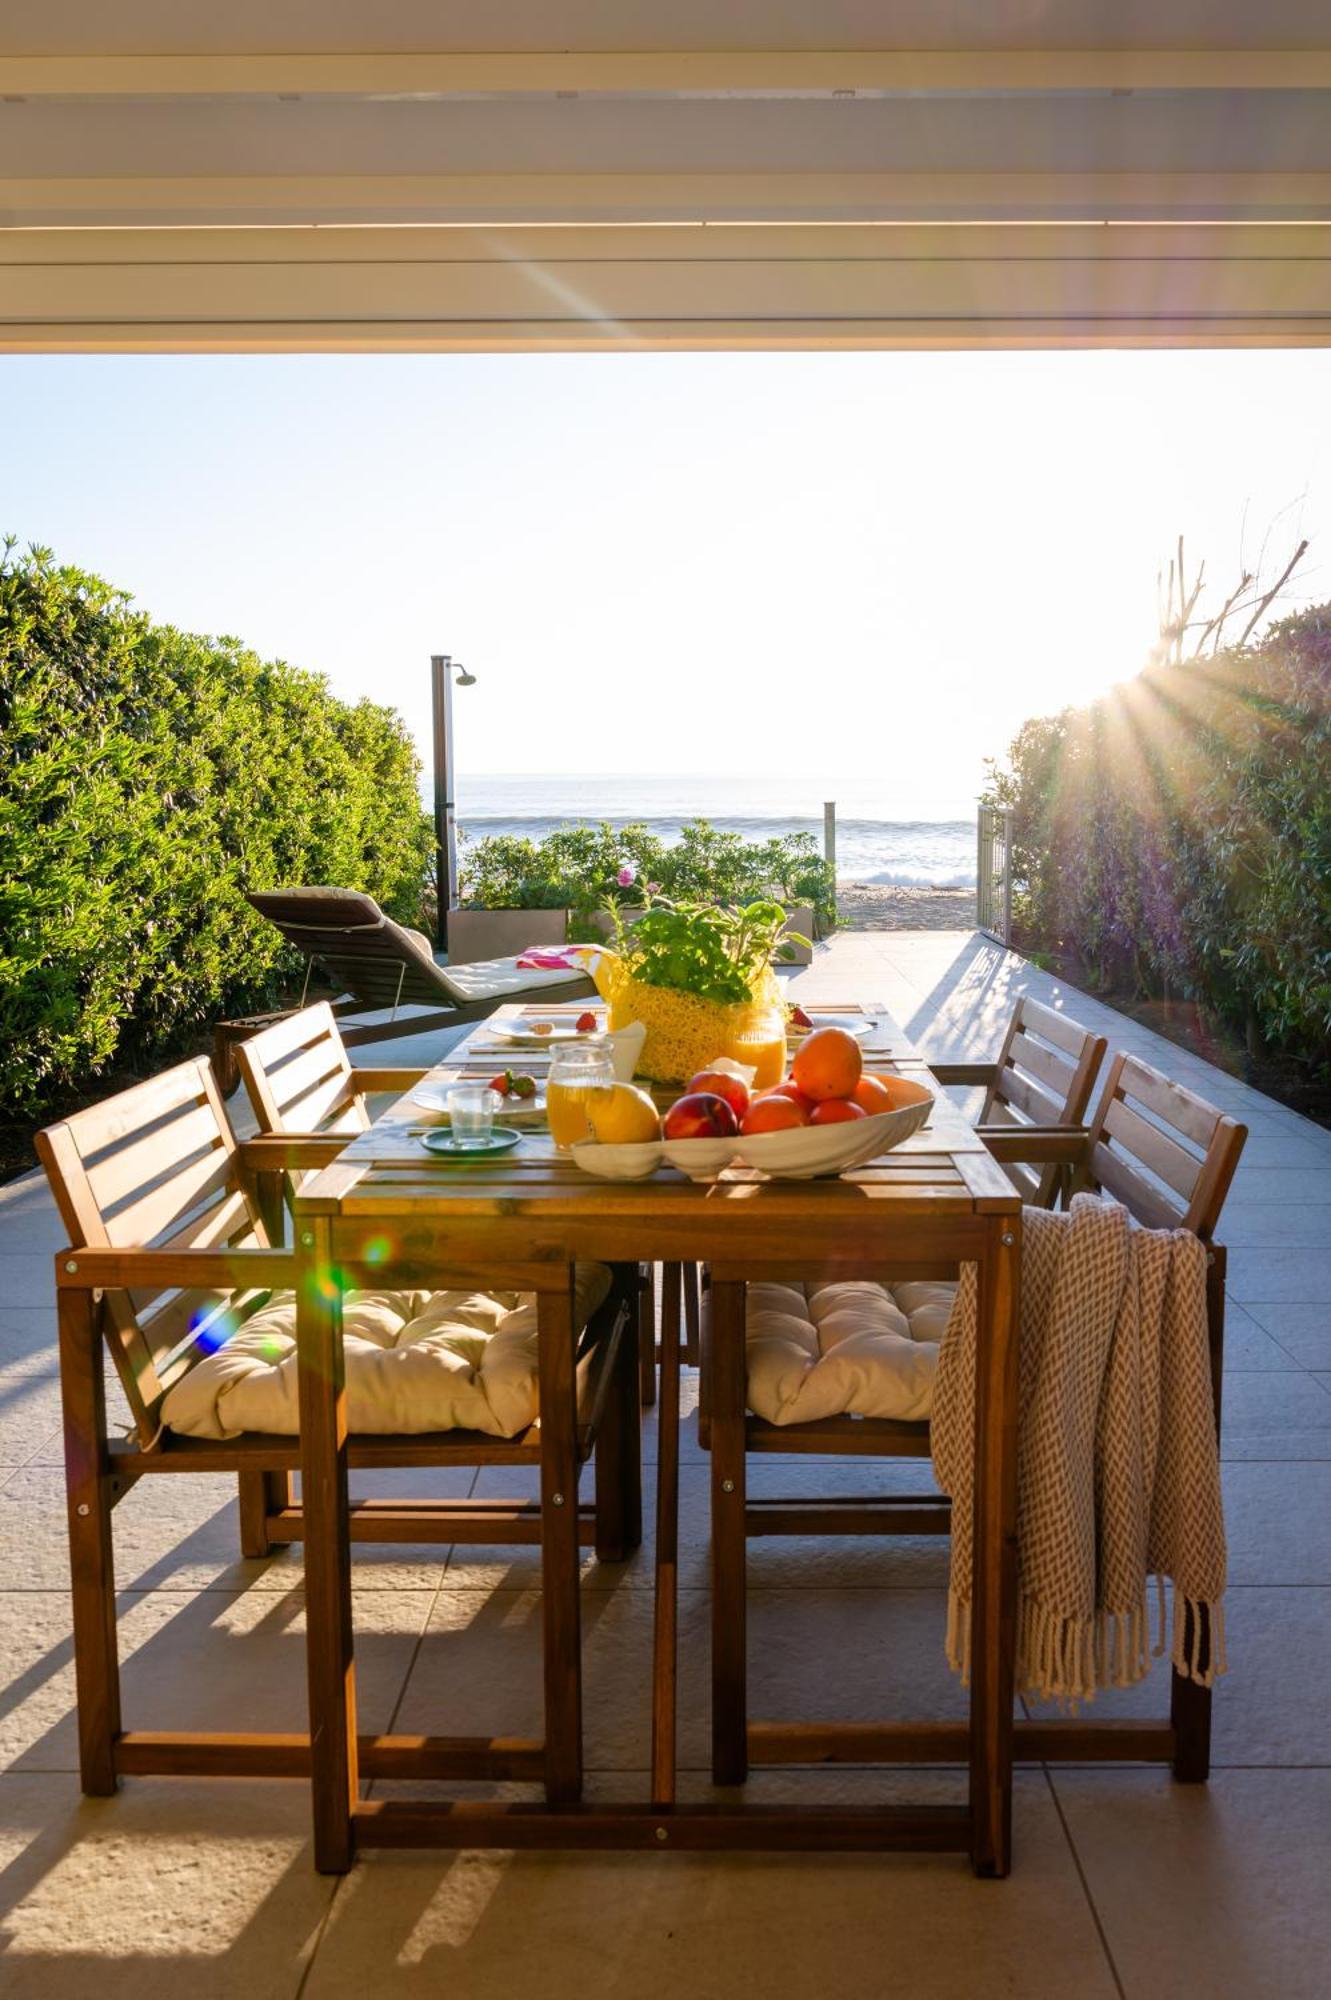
[420,1127,522,1159]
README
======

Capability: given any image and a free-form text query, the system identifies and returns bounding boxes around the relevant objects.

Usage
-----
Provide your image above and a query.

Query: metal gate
[976,805,1013,945]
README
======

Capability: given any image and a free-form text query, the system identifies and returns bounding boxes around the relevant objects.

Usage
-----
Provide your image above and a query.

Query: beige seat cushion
[744,1279,956,1426]
[161,1265,611,1441]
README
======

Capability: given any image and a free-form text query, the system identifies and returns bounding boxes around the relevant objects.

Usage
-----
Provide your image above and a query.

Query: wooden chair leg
[710,1278,748,1786]
[683,1262,701,1366]
[238,1469,296,1556]
[539,1272,584,1806]
[57,1286,121,1796]
[1170,1608,1213,1781]
[297,1219,358,1874]
[639,1263,658,1407]
[593,1274,644,1563]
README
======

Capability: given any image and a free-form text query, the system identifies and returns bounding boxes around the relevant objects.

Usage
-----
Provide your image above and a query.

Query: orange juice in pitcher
[546,1040,616,1149]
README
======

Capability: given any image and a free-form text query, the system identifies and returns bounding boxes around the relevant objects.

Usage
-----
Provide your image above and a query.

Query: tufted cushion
[744,1279,957,1426]
[161,1264,611,1441]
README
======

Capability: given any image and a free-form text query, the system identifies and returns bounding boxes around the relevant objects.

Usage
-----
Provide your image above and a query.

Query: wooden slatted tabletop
[293,996,1021,1877]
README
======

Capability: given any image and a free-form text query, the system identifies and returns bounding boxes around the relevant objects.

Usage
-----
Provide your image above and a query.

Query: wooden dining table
[292,998,1020,1875]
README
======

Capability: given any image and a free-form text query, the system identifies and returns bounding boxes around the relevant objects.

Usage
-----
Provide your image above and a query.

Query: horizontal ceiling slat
[5,49,1331,97]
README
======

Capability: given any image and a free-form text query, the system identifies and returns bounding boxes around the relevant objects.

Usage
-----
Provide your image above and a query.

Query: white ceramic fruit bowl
[570,1079,933,1183]
[735,1078,934,1179]
[570,1138,665,1181]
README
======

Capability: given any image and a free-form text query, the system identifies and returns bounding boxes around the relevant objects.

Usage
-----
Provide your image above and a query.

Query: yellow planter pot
[591,952,784,1086]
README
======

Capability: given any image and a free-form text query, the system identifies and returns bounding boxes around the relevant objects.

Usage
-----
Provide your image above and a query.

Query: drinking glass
[725,1009,788,1089]
[448,1084,496,1145]
[547,1039,616,1149]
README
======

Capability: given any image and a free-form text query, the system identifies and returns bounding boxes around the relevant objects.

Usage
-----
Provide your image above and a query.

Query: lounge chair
[213,886,594,1091]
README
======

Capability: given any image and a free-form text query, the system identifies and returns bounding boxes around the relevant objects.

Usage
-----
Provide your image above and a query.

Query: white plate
[480,1019,601,1047]
[786,1014,873,1042]
[411,1081,547,1125]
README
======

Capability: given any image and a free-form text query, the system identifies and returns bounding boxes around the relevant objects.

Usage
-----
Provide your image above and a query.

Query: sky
[2,348,1329,821]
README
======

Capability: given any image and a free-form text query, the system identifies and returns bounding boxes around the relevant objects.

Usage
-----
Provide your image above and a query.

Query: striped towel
[931,1192,1226,1702]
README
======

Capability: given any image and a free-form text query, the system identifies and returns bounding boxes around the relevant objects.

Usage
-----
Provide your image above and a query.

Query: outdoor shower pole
[430,653,456,951]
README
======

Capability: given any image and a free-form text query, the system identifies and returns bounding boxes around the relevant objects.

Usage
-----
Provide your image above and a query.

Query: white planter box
[445,907,567,965]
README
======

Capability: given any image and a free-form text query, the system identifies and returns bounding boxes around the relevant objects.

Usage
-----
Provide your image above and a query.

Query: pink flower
[617,864,636,888]
[646,880,661,896]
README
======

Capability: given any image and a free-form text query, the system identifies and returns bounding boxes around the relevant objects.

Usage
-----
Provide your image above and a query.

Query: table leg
[651,1260,682,1805]
[968,1217,1020,1877]
[710,1278,748,1786]
[538,1270,583,1805]
[296,1216,358,1873]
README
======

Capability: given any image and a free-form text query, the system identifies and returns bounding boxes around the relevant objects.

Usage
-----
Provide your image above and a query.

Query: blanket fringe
[1173,1592,1228,1688]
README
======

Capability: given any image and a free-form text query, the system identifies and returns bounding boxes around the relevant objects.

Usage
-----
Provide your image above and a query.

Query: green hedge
[987,602,1331,1068]
[0,542,433,1123]
[460,818,838,937]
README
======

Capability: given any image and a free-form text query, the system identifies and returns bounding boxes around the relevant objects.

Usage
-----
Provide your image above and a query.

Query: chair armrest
[239,1135,350,1171]
[349,1067,429,1094]
[57,1246,294,1290]
[928,1063,997,1087]
[975,1125,1088,1166]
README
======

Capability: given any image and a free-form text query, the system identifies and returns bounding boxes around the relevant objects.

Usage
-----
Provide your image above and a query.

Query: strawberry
[575,1010,598,1033]
[488,1069,515,1096]
[791,1005,814,1030]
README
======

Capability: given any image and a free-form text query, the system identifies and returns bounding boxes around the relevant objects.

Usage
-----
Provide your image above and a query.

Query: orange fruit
[791,1026,863,1103]
[741,1094,809,1134]
[852,1074,894,1115]
[809,1097,866,1125]
[766,1079,815,1116]
[587,1082,663,1145]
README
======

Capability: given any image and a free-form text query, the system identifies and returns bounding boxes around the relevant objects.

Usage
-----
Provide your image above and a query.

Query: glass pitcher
[546,1038,616,1150]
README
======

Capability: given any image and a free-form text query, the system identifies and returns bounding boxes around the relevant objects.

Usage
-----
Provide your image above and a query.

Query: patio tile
[0,1583,431,1773]
[1236,1303,1331,1371]
[304,1774,1115,2000]
[0,1360,63,1468]
[1054,1769,1331,2000]
[396,1584,970,1776]
[0,1463,466,1594]
[454,1457,952,1595]
[1025,1587,1331,1766]
[1218,1202,1331,1248]
[0,1771,330,1996]
[1226,1249,1330,1305]
[1222,1462,1331,1584]
[1215,1372,1331,1460]
[1225,1166,1331,1205]
[0,1310,58,1370]
[1220,1302,1302,1372]
[0,1259,57,1312]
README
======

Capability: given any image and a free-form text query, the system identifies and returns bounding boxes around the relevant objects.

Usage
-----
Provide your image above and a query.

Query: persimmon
[809,1097,866,1125]
[852,1074,895,1115]
[791,1026,863,1103]
[741,1094,810,1134]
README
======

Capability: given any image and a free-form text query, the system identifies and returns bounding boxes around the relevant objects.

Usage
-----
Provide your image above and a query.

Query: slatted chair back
[36,1059,272,1448]
[979,997,1107,1204]
[1077,1052,1246,1241]
[247,887,457,1014]
[235,1001,369,1143]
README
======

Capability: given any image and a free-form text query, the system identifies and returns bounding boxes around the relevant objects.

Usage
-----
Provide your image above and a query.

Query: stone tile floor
[1,930,1328,1997]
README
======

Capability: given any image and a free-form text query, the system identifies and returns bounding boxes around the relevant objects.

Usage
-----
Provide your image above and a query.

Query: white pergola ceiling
[4,2,1331,350]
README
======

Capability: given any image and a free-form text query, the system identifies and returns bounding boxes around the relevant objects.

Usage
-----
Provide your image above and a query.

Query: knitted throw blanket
[931,1193,1226,1702]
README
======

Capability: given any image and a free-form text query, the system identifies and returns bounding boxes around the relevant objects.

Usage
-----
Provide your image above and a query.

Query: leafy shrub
[986,602,1331,1069]
[0,542,432,1123]
[460,818,837,936]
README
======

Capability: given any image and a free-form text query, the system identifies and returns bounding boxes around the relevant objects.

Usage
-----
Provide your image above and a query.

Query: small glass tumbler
[448,1084,496,1145]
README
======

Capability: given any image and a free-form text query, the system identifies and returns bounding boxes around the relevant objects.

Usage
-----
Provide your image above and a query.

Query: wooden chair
[928,994,1108,1203]
[213,886,594,1092]
[703,1049,1246,1787]
[37,1055,641,1799]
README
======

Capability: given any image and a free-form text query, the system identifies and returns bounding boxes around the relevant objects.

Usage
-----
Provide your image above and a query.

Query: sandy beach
[835,883,977,931]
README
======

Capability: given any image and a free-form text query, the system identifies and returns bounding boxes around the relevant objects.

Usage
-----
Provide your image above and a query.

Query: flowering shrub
[460,818,837,935]
[986,603,1331,1069]
[1,542,432,1125]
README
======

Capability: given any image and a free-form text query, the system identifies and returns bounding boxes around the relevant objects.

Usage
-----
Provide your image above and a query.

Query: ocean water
[443,774,977,888]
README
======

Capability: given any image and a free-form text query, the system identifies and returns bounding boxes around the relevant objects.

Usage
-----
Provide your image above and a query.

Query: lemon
[587,1081,662,1145]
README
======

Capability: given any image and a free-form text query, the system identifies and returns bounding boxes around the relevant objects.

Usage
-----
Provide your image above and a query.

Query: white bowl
[660,1135,746,1181]
[735,1081,934,1179]
[570,1138,666,1181]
